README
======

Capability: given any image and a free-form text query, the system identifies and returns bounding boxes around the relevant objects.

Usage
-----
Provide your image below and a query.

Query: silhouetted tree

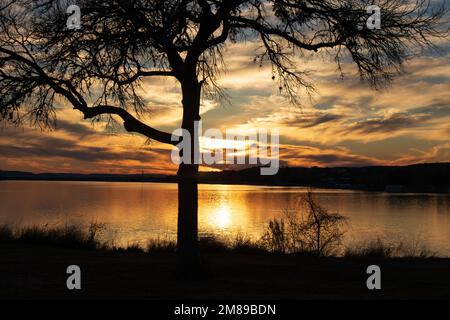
[0,0,447,274]
[261,191,347,255]
[299,191,348,256]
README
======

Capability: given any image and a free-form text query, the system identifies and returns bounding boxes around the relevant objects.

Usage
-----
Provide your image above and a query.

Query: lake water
[1,180,450,256]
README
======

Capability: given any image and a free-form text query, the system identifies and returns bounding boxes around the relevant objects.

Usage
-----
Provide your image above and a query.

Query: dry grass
[0,223,438,258]
[344,237,436,258]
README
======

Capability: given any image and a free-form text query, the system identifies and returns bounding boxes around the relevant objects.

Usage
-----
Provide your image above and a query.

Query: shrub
[344,237,436,258]
[0,223,107,250]
[146,236,176,253]
[261,191,348,256]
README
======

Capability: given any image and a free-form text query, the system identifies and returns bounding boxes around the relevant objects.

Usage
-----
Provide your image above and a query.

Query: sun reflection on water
[2,181,450,255]
[209,205,232,230]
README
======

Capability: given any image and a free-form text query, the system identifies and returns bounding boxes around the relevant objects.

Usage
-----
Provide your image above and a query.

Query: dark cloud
[281,113,344,128]
[0,134,170,164]
[280,146,380,167]
[421,75,450,84]
[299,153,377,167]
[409,104,450,118]
[54,120,96,137]
[345,113,431,134]
[313,96,340,110]
[339,136,439,161]
[301,114,344,128]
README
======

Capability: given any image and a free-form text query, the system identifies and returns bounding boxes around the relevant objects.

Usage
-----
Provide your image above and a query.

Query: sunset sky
[1,37,450,175]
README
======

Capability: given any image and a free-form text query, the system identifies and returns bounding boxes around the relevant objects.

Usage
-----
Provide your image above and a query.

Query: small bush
[261,191,348,256]
[231,233,267,254]
[0,224,14,242]
[199,235,229,252]
[344,237,436,258]
[261,219,287,253]
[147,236,176,253]
[344,238,396,258]
[0,223,107,250]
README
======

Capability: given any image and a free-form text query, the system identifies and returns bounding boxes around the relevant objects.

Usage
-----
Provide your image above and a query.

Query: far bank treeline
[204,163,450,193]
[0,163,449,193]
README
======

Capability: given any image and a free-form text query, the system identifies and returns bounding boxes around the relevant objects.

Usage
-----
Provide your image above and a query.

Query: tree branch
[81,105,177,145]
[0,47,177,145]
[230,16,346,52]
[95,69,176,86]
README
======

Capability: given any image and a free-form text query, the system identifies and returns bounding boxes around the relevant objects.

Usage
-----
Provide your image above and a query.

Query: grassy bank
[1,241,450,300]
[1,205,446,299]
[0,223,437,258]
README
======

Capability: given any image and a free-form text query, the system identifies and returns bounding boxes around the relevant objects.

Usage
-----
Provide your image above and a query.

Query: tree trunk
[176,77,202,276]
[176,163,199,275]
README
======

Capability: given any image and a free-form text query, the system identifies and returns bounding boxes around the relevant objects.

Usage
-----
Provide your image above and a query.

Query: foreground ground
[1,244,449,300]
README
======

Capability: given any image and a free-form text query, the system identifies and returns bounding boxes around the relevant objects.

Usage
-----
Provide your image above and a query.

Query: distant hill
[0,171,170,183]
[1,163,450,193]
[198,163,450,193]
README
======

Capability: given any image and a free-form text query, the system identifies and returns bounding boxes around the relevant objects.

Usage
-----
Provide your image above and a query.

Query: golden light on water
[200,185,252,233]
[209,205,232,230]
[1,181,450,255]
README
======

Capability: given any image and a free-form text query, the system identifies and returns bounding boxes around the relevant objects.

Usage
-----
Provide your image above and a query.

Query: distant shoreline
[2,177,450,195]
[1,162,450,194]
